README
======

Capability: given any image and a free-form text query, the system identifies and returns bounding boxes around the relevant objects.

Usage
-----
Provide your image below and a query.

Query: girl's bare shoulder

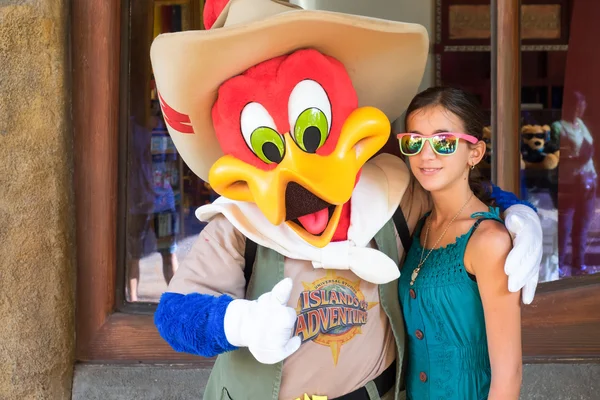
[467,218,513,273]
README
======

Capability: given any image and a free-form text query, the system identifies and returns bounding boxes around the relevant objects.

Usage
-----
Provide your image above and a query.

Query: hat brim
[150,10,429,181]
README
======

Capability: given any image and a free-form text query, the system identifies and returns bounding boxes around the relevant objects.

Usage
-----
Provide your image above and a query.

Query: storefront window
[121,0,598,304]
[519,0,599,282]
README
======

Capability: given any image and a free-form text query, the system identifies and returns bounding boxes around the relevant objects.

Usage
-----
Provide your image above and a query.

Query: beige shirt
[168,172,431,400]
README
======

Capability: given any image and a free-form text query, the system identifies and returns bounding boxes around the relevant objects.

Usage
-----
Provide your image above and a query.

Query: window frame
[73,0,600,364]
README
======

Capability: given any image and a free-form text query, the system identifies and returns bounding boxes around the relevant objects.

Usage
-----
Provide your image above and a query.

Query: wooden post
[494,0,521,194]
[72,0,121,357]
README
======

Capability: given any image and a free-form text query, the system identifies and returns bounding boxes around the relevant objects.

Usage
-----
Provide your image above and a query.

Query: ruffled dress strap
[467,206,504,237]
[470,206,503,223]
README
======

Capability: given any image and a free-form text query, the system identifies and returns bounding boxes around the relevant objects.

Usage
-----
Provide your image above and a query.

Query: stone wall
[0,0,74,399]
[71,363,600,400]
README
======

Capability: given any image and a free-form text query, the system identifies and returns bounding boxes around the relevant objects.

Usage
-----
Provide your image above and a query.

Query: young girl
[397,87,522,400]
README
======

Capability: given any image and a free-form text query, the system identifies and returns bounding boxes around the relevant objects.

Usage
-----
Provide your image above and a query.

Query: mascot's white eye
[288,80,332,153]
[240,102,285,164]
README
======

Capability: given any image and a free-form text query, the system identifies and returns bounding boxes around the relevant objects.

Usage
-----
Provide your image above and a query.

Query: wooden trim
[113,0,131,315]
[519,0,570,46]
[72,0,121,358]
[490,0,497,179]
[78,313,214,364]
[522,275,600,362]
[441,0,491,47]
[435,44,568,53]
[73,0,212,363]
[494,0,521,193]
[438,0,569,47]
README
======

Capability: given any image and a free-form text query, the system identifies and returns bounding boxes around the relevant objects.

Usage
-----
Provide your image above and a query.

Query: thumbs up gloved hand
[223,278,301,364]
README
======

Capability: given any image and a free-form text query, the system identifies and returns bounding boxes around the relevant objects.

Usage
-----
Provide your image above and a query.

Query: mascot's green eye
[250,127,285,164]
[293,108,329,153]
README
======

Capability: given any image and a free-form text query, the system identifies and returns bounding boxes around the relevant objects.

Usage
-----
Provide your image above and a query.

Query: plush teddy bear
[521,124,560,170]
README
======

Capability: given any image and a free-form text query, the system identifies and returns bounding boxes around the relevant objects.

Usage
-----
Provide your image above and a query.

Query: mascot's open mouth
[285,182,339,236]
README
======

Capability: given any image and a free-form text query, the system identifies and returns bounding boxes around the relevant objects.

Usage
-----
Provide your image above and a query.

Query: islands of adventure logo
[294,271,378,365]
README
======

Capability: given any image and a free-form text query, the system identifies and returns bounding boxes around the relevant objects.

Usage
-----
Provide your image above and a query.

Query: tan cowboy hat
[150,0,429,181]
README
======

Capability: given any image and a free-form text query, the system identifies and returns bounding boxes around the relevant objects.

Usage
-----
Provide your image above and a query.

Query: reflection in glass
[557,93,597,278]
[126,113,180,303]
[125,0,207,303]
[520,0,600,282]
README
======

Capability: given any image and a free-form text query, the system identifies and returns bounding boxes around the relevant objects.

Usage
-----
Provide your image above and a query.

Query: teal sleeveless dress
[398,207,503,400]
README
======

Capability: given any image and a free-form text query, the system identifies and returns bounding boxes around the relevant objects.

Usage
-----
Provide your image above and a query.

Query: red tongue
[297,208,330,235]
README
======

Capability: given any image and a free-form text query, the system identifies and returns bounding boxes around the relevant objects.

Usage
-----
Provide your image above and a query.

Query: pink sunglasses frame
[396,132,479,156]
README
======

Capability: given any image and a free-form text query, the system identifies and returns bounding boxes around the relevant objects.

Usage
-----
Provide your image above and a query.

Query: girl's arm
[466,220,523,400]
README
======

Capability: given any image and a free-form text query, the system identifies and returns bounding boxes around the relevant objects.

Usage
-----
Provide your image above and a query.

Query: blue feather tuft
[154,292,238,357]
[489,183,537,212]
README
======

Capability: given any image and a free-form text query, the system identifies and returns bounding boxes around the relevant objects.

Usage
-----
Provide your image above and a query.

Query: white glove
[223,278,301,364]
[503,204,543,304]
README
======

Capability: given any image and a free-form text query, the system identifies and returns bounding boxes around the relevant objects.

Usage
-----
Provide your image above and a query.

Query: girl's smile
[419,167,442,176]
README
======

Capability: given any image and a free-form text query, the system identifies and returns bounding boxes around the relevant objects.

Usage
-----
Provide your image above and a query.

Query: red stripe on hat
[158,92,194,134]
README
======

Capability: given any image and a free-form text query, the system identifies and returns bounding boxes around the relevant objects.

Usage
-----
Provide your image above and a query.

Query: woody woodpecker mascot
[150,1,542,399]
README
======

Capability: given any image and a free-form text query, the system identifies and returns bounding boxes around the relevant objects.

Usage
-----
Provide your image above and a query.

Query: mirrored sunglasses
[396,133,479,156]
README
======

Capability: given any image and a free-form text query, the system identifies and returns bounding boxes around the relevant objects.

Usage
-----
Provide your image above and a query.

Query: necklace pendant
[411,269,419,283]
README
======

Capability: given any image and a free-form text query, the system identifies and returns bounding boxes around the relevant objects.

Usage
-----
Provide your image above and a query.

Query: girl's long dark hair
[404,86,494,206]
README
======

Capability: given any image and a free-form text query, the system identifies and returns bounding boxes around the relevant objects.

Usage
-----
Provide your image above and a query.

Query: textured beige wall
[0,0,74,399]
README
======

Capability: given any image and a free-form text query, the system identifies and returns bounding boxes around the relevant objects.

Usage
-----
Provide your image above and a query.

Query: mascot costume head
[151,1,542,399]
[151,0,426,247]
[151,0,432,285]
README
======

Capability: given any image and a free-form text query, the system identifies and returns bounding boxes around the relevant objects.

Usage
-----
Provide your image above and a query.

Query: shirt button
[415,329,424,340]
[420,372,427,382]
[409,288,416,299]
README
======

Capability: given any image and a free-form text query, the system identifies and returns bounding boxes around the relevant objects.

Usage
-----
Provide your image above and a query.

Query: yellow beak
[208,106,390,247]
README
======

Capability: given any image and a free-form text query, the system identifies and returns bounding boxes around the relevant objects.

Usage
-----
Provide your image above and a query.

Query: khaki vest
[203,219,406,400]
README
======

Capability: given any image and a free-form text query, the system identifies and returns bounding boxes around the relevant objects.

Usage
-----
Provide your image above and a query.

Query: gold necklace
[410,193,474,286]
